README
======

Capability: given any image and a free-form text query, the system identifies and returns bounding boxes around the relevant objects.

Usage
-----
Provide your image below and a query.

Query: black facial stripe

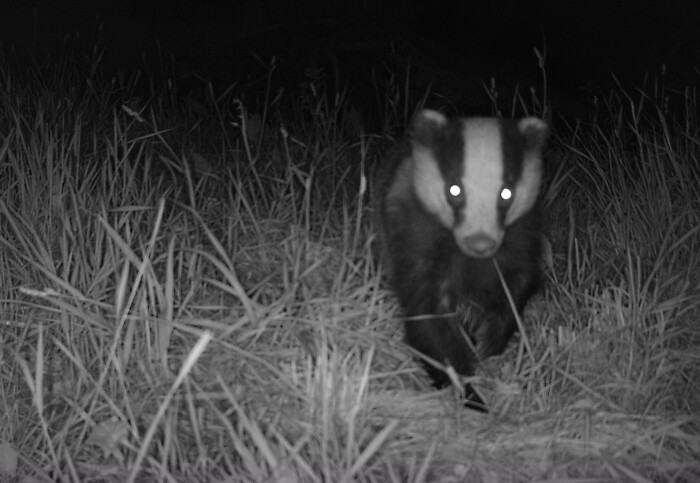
[411,115,462,184]
[452,196,466,224]
[498,120,529,226]
[417,115,466,222]
[445,121,467,226]
[499,120,527,187]
[497,199,508,225]
[435,119,465,184]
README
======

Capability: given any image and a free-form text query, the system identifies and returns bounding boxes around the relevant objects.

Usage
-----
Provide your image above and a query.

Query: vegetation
[0,51,698,482]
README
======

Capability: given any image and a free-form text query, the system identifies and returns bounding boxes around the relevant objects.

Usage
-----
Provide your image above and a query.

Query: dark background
[1,1,699,117]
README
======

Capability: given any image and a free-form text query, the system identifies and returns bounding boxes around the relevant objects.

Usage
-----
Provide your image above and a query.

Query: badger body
[374,109,548,411]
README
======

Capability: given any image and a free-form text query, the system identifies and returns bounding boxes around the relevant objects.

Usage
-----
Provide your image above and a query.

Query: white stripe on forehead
[454,118,504,240]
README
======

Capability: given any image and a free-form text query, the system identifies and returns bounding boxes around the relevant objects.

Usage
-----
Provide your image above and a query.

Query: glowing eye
[449,184,462,197]
[500,188,512,201]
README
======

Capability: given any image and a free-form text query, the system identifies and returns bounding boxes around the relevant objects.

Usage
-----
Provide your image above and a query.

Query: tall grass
[0,53,698,482]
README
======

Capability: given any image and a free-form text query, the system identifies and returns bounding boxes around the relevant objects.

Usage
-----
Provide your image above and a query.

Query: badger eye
[498,186,514,208]
[446,183,464,206]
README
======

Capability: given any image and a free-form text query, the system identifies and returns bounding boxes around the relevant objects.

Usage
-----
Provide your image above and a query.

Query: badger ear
[410,109,448,148]
[518,117,548,153]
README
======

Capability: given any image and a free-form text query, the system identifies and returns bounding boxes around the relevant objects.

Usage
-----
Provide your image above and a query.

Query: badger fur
[374,109,548,411]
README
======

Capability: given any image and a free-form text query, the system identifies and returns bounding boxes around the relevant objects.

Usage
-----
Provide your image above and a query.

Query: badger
[374,109,548,411]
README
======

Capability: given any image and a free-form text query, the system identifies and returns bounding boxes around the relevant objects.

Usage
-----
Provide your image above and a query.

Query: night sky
[1,1,699,118]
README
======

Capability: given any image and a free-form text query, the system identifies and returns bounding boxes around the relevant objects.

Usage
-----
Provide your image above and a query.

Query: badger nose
[462,233,498,258]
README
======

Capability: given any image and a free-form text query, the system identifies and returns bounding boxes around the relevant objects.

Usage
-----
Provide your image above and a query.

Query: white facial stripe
[454,119,504,242]
[386,154,413,202]
[411,146,454,228]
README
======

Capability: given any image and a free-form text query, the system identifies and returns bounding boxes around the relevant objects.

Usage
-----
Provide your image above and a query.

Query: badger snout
[459,232,498,258]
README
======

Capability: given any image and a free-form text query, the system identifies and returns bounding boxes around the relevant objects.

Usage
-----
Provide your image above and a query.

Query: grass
[0,51,699,482]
